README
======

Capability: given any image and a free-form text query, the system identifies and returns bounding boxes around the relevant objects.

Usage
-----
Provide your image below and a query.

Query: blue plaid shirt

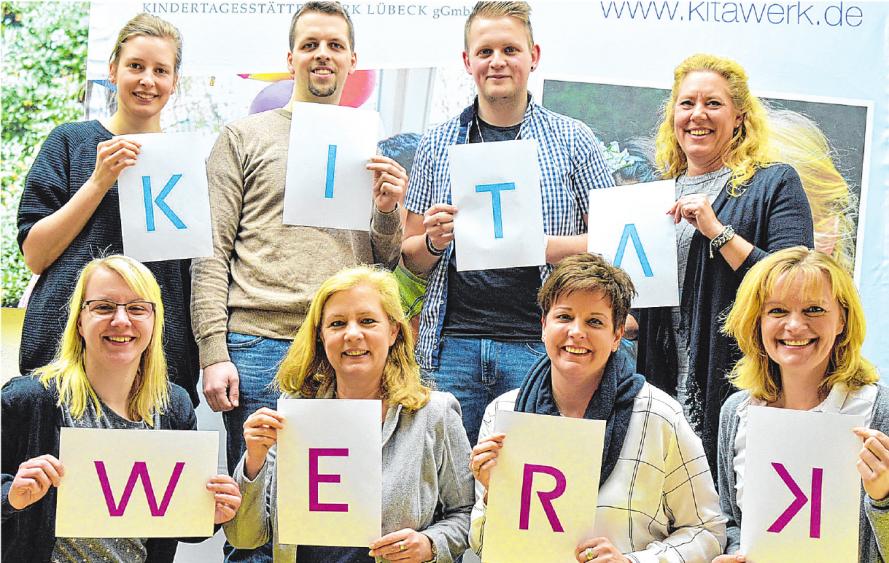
[405,98,614,369]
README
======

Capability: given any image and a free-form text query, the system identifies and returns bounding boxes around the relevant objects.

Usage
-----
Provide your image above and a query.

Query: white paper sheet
[276,398,382,547]
[283,102,379,231]
[484,410,605,563]
[117,132,214,262]
[56,428,217,537]
[587,180,679,308]
[448,139,546,271]
[740,406,863,561]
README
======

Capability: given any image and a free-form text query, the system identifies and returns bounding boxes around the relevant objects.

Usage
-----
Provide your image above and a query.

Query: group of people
[2,1,886,562]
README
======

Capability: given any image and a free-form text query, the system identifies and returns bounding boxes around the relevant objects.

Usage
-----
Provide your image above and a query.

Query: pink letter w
[94,461,185,517]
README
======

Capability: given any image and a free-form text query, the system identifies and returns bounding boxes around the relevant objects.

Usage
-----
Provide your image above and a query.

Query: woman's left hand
[368,528,433,562]
[575,537,630,562]
[854,427,889,501]
[207,474,242,524]
[668,194,723,239]
[368,155,408,214]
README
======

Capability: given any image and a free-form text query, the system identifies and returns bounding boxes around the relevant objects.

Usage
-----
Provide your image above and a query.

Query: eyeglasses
[82,299,156,320]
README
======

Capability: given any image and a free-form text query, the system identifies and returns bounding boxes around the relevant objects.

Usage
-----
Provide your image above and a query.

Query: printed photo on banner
[55,428,218,538]
[283,103,380,231]
[740,406,864,562]
[538,76,873,279]
[448,140,547,271]
[276,399,382,548]
[117,132,214,262]
[484,410,605,563]
[586,180,679,308]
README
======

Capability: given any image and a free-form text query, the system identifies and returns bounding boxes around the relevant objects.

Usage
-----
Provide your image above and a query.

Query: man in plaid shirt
[401,0,614,443]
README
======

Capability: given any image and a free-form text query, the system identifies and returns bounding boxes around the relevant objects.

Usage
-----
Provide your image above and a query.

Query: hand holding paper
[367,155,407,213]
[470,432,506,492]
[243,407,285,480]
[207,474,242,525]
[854,427,889,501]
[7,453,64,510]
[92,137,141,191]
[368,528,434,561]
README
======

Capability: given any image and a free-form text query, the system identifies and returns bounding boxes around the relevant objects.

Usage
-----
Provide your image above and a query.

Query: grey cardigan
[224,391,474,562]
[718,385,889,561]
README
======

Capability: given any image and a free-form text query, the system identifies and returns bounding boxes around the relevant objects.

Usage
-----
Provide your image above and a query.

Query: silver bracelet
[709,225,735,258]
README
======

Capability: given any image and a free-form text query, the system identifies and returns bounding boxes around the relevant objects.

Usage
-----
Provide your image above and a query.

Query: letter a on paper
[767,462,823,538]
[613,223,653,277]
[94,460,185,517]
[518,463,567,532]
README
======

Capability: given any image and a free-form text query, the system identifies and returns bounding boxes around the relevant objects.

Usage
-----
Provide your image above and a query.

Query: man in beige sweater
[191,5,404,554]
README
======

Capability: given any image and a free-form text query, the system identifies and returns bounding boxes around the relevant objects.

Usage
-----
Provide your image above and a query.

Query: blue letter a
[614,224,653,277]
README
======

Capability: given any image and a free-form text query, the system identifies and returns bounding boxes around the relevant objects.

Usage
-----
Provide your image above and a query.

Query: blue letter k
[142,175,187,232]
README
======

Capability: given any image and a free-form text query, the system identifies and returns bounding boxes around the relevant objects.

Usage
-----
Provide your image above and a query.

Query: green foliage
[1,1,89,306]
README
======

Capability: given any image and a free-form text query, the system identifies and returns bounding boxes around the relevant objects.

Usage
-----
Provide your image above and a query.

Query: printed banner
[587,180,679,308]
[56,428,218,537]
[276,399,382,547]
[117,132,214,262]
[740,406,864,561]
[484,410,605,563]
[448,139,546,271]
[283,102,380,231]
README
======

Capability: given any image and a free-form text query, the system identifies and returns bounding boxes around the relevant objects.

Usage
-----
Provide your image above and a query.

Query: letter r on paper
[518,463,567,532]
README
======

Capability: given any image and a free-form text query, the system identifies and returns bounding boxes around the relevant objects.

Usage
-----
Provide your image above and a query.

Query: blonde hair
[464,1,534,50]
[722,247,877,402]
[655,53,772,193]
[35,255,170,425]
[109,13,183,74]
[276,266,430,411]
[766,108,856,272]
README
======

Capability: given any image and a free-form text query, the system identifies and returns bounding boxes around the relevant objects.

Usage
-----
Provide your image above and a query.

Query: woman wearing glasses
[1,255,241,562]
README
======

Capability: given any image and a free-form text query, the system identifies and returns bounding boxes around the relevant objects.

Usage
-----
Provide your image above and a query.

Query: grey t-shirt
[51,401,160,563]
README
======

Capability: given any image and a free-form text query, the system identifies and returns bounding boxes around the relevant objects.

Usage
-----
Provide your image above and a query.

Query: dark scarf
[514,348,645,486]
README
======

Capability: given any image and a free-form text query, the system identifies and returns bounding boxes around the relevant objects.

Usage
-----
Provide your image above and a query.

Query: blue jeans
[223,332,291,563]
[425,336,546,444]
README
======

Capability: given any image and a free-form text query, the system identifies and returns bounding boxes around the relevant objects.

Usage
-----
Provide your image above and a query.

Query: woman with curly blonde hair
[715,247,887,562]
[635,53,814,474]
[224,265,474,562]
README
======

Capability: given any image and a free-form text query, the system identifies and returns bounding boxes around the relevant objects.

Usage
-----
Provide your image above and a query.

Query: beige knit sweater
[191,108,402,368]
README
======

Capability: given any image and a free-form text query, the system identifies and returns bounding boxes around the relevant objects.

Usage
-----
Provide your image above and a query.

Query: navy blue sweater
[16,121,199,405]
[636,163,814,476]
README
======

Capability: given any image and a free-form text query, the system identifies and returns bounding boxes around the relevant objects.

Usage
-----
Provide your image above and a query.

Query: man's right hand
[203,361,240,412]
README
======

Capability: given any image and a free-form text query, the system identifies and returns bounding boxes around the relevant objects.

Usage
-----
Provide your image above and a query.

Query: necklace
[475,115,522,143]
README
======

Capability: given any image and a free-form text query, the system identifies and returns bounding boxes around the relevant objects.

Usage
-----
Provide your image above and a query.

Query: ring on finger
[399,541,406,552]
[583,547,597,561]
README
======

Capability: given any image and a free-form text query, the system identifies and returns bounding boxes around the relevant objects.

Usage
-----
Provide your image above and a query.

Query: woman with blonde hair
[1,255,241,562]
[16,12,199,405]
[767,107,858,271]
[715,246,888,562]
[634,53,814,473]
[224,265,474,562]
